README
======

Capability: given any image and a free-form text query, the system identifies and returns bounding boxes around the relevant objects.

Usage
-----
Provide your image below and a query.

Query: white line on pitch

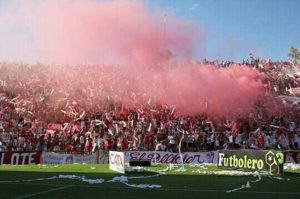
[13,185,73,199]
[4,182,300,195]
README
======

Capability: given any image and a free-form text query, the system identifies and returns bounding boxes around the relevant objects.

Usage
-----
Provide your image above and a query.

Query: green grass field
[0,164,299,199]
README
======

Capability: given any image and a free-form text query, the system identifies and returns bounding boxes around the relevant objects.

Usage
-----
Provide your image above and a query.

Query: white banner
[124,151,218,164]
[42,152,97,164]
[109,151,125,174]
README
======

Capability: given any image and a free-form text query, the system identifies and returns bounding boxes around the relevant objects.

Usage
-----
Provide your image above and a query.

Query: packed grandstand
[1,58,300,155]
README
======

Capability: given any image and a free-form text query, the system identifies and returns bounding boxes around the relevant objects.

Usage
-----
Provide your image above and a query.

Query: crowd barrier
[0,150,299,166]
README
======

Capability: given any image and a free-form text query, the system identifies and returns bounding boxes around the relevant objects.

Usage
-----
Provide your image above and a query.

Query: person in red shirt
[258,132,264,149]
[146,132,154,150]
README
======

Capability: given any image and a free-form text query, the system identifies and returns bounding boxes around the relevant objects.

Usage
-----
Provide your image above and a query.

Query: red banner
[0,152,41,165]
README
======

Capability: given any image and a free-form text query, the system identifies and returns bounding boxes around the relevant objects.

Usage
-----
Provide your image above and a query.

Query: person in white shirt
[228,132,233,149]
[79,134,85,151]
[155,141,166,151]
[279,133,289,150]
[92,135,102,152]
[234,133,242,149]
[18,136,25,150]
[168,135,176,152]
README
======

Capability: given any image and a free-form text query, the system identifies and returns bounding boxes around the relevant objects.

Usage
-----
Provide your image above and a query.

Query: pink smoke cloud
[0,0,201,66]
[119,64,266,117]
[0,0,267,118]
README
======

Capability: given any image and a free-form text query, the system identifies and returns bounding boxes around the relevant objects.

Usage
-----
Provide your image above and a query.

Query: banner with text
[42,152,97,164]
[124,151,218,164]
[218,150,284,175]
[0,152,41,165]
[109,151,125,174]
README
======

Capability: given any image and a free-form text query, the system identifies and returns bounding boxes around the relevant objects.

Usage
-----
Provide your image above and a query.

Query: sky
[147,0,300,61]
[0,0,299,64]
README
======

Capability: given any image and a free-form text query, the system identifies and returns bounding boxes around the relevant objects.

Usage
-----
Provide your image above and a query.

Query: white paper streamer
[284,163,300,171]
[191,169,262,176]
[128,173,161,179]
[0,175,104,185]
[109,176,128,183]
[0,165,163,189]
[177,131,186,172]
[126,166,144,173]
[123,182,161,189]
[109,175,161,189]
[109,166,170,189]
[0,176,57,183]
[38,164,49,169]
[226,184,247,193]
[226,174,261,193]
[58,175,105,184]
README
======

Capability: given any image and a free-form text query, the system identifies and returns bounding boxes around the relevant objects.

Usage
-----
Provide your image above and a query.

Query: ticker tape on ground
[0,166,164,189]
[188,164,263,193]
[107,165,173,188]
[0,176,58,183]
[226,174,262,193]
[0,175,104,185]
[189,165,262,193]
[0,174,162,188]
[284,163,300,171]
[224,172,291,193]
[108,176,161,188]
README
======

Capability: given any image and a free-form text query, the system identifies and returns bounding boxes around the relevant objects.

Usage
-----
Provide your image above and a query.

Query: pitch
[0,164,299,199]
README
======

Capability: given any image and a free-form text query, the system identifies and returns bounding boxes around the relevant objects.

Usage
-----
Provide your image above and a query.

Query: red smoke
[13,0,200,66]
[0,0,267,118]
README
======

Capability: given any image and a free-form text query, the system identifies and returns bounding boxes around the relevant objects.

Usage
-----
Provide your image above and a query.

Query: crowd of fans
[1,58,300,154]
